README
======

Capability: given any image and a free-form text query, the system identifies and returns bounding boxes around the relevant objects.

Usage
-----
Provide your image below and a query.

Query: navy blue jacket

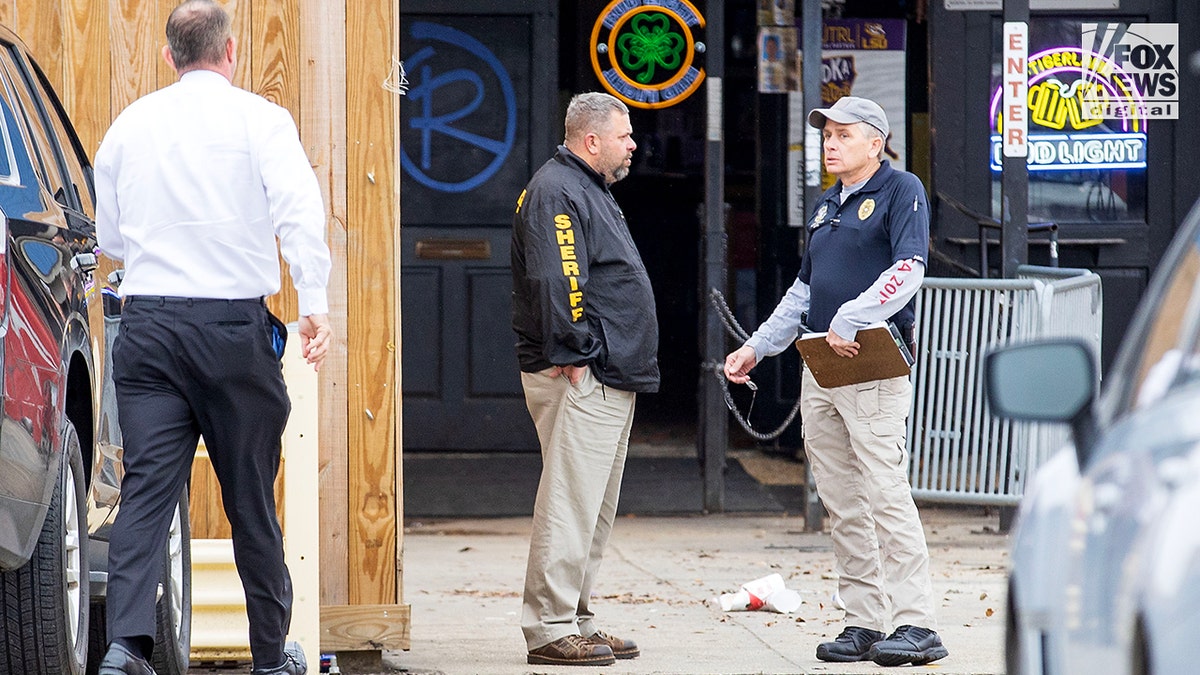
[799,160,930,334]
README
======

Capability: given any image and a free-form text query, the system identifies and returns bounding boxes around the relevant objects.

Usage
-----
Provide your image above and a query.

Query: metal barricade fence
[906,266,1102,505]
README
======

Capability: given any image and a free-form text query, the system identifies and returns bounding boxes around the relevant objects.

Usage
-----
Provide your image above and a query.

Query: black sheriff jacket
[511,146,660,393]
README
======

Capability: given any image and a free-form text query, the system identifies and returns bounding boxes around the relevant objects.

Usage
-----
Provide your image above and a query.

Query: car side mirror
[984,339,1099,468]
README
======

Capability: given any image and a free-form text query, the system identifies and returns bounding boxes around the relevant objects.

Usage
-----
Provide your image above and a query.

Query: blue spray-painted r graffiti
[401,22,517,193]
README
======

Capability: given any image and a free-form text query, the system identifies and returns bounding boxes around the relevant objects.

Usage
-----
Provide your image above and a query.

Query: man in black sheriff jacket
[511,92,658,667]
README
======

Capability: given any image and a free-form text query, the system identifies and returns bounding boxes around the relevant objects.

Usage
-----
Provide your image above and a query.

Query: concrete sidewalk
[391,506,1009,674]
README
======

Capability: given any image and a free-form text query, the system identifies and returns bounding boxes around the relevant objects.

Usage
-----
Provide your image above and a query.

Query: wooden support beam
[389,0,404,604]
[299,0,350,609]
[253,0,301,319]
[345,0,398,607]
[319,604,410,652]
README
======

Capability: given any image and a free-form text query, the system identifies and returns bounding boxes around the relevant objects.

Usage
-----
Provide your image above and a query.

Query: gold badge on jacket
[858,198,876,220]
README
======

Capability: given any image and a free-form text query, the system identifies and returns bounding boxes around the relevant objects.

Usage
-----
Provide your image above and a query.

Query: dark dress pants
[108,296,293,668]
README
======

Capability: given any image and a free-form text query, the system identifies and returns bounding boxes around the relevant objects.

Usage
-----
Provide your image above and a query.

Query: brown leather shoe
[586,630,640,659]
[527,635,615,666]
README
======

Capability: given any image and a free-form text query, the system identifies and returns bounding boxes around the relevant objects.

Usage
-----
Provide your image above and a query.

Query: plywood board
[14,0,63,94]
[111,0,159,112]
[63,0,109,153]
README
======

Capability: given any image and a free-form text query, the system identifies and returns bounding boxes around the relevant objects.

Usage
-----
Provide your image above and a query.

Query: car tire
[0,419,89,674]
[1005,581,1020,675]
[84,489,193,675]
[84,600,105,675]
[1131,616,1150,675]
[152,487,191,675]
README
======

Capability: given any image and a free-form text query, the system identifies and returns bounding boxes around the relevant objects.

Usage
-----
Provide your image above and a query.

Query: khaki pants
[520,367,637,650]
[801,366,936,632]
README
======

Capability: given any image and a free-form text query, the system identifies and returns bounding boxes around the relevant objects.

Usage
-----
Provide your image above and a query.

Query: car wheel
[0,420,89,674]
[1005,581,1020,675]
[151,487,191,675]
[84,600,105,675]
[1132,617,1150,675]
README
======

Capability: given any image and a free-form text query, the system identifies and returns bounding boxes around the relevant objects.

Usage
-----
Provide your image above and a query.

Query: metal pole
[800,0,824,532]
[701,0,727,513]
[1001,0,1029,278]
[800,0,823,228]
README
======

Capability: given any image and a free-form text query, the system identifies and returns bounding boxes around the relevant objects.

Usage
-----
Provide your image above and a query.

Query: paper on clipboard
[795,322,914,388]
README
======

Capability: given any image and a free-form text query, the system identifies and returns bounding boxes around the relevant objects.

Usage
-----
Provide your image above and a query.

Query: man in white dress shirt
[93,1,331,673]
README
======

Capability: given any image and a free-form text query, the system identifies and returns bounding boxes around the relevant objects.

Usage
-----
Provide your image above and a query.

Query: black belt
[124,295,265,307]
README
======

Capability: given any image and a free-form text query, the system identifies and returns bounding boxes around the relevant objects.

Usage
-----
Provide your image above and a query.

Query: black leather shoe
[251,641,308,674]
[98,643,157,675]
[816,625,886,662]
[867,625,949,666]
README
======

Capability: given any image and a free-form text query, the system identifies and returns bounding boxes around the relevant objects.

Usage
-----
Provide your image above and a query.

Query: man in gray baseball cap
[808,95,890,139]
[724,93,945,667]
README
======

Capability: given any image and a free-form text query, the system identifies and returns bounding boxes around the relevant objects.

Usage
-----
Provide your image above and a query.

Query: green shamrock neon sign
[616,12,684,84]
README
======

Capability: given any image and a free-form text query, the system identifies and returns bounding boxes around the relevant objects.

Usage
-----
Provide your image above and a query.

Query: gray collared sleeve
[744,276,811,362]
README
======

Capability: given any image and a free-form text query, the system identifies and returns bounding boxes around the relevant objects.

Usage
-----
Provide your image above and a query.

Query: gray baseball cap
[808,96,890,138]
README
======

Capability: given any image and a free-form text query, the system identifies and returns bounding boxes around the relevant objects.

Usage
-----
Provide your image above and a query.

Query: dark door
[400,0,558,450]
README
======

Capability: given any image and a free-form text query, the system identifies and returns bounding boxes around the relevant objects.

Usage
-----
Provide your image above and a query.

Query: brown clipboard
[795,323,914,388]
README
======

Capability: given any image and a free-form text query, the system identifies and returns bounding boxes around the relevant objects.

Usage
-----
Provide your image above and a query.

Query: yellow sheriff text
[554,213,584,321]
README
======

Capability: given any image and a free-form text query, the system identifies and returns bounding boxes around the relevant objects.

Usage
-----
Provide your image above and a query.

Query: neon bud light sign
[990,46,1147,172]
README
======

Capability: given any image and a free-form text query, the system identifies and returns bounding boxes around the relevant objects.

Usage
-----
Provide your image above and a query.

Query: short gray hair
[166,0,231,71]
[860,123,886,160]
[564,93,629,144]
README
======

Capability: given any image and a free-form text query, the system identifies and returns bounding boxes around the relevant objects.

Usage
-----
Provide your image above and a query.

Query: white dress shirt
[95,69,331,316]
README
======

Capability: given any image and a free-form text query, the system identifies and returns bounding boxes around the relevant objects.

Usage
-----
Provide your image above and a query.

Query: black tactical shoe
[251,641,308,674]
[98,643,157,675]
[815,625,886,662]
[867,624,949,666]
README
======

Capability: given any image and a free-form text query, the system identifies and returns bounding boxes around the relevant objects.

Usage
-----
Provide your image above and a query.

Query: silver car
[986,200,1200,675]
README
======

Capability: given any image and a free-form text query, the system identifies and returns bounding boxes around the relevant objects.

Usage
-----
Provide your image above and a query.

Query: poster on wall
[788,19,907,226]
[758,0,794,27]
[945,0,1119,9]
[758,26,797,93]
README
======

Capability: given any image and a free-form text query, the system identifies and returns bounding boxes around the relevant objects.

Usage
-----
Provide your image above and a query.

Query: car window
[0,47,72,212]
[21,53,93,217]
[1127,249,1200,409]
[1104,216,1200,415]
[0,57,44,220]
[0,87,18,185]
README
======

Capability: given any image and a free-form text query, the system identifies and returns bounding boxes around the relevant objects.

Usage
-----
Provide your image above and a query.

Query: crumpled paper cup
[710,573,802,613]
